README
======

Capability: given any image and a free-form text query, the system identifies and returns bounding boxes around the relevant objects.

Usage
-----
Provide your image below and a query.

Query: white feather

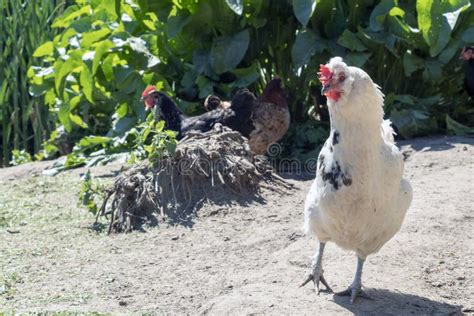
[304,58,412,259]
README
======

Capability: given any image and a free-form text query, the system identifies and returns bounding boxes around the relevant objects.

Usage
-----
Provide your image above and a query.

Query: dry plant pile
[96,124,291,233]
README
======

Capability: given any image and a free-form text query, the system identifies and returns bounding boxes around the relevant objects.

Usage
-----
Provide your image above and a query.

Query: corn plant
[0,0,66,166]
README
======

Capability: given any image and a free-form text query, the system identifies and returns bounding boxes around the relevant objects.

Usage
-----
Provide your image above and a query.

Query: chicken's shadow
[332,288,463,315]
[164,189,267,228]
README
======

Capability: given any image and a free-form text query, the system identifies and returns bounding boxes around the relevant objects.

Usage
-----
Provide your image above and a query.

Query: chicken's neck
[156,96,186,134]
[327,88,385,162]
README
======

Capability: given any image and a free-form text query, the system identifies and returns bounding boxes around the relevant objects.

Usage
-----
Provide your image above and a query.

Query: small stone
[119,301,127,306]
[171,235,179,240]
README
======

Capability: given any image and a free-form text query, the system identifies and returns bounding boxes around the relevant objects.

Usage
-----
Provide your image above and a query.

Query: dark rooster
[461,47,474,98]
[142,78,290,154]
[203,78,290,154]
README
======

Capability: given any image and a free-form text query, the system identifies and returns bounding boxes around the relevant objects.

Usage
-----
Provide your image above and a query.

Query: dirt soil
[0,136,473,315]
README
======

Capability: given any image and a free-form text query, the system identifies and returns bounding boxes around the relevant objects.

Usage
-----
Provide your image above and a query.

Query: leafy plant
[78,169,103,215]
[0,0,66,166]
[24,0,474,169]
[9,149,33,166]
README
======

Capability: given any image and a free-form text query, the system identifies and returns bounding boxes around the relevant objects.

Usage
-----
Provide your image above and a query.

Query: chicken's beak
[321,84,331,95]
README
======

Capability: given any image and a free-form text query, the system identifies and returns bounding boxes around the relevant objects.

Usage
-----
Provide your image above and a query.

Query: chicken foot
[300,242,333,293]
[335,257,373,303]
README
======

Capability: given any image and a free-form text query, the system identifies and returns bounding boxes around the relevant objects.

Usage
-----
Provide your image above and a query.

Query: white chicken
[301,57,413,303]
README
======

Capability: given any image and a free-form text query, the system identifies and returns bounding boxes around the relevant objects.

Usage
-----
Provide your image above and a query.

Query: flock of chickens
[139,49,472,303]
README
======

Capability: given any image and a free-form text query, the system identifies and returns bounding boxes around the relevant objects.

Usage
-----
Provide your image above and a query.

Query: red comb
[142,85,156,97]
[318,64,332,85]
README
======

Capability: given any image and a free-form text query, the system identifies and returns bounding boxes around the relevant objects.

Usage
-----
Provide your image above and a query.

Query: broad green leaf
[70,113,88,128]
[369,0,396,32]
[55,58,80,96]
[58,103,73,133]
[417,0,470,56]
[196,75,214,98]
[338,30,366,52]
[33,41,54,57]
[82,28,111,47]
[52,5,92,28]
[166,13,192,38]
[225,0,243,15]
[344,52,371,67]
[102,54,115,81]
[210,30,250,74]
[293,0,317,27]
[116,102,128,118]
[292,30,325,70]
[461,26,474,42]
[92,40,115,74]
[403,51,424,76]
[231,63,260,88]
[80,63,94,103]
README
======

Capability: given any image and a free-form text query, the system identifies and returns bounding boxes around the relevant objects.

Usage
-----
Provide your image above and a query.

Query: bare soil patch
[0,136,473,314]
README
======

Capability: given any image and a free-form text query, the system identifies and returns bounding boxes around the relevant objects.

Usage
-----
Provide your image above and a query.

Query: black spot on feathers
[332,130,340,146]
[321,160,352,190]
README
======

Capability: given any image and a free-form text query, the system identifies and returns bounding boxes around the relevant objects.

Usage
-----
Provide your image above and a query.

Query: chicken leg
[335,257,373,303]
[300,242,333,293]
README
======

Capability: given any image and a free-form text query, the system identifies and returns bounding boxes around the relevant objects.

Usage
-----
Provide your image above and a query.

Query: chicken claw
[335,285,373,304]
[335,257,373,303]
[300,269,333,294]
[300,242,333,293]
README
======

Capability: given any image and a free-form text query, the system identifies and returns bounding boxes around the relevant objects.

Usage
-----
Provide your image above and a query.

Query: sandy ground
[0,136,473,315]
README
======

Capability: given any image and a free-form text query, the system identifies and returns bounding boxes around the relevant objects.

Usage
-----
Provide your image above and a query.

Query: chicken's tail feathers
[381,119,396,144]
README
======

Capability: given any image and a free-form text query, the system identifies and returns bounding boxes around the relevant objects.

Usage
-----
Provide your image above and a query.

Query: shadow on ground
[333,288,463,315]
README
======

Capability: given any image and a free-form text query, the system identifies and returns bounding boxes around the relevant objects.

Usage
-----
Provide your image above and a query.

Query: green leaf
[196,75,214,98]
[338,30,366,52]
[82,28,111,47]
[78,136,112,147]
[403,51,424,76]
[116,102,128,118]
[33,41,54,57]
[70,113,88,128]
[166,13,192,38]
[417,0,470,56]
[155,120,165,132]
[293,0,317,27]
[59,103,72,133]
[369,0,396,32]
[52,5,92,28]
[292,30,325,70]
[55,58,79,97]
[344,52,371,67]
[225,0,243,15]
[231,63,260,88]
[210,30,250,74]
[92,40,115,74]
[80,63,94,103]
[446,115,474,136]
[461,26,474,42]
[102,54,115,81]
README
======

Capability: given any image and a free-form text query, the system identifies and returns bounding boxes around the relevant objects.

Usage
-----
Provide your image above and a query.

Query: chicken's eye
[338,74,346,82]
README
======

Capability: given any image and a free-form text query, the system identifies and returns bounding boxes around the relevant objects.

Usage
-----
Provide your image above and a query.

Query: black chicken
[141,78,289,154]
[141,85,256,140]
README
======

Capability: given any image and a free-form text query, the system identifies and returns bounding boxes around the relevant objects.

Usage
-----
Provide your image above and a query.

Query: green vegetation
[0,0,67,166]
[2,0,474,167]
